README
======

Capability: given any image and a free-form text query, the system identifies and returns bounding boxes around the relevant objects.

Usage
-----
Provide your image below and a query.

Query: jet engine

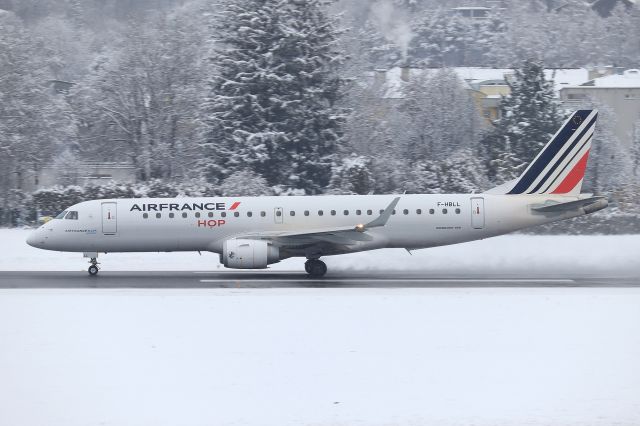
[222,239,280,269]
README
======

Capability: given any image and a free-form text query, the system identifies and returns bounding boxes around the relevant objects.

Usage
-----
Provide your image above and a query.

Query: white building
[560,69,640,147]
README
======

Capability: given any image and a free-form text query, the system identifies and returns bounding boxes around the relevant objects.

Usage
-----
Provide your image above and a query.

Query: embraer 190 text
[28,110,607,277]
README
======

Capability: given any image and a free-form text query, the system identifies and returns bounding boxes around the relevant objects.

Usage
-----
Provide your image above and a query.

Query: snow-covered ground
[2,230,640,425]
[1,228,639,275]
[1,287,639,426]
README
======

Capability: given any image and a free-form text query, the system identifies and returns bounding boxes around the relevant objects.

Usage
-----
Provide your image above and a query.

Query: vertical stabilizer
[490,110,598,195]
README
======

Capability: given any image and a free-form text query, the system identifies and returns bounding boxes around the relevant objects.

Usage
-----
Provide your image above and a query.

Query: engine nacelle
[222,239,280,269]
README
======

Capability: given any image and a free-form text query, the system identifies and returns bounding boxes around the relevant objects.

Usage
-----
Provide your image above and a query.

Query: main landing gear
[305,259,327,277]
[88,258,100,276]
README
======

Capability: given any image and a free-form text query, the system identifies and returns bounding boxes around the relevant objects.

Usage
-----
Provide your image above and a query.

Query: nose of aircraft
[26,229,43,248]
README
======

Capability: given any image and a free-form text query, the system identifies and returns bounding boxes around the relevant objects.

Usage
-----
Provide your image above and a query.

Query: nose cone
[26,230,43,248]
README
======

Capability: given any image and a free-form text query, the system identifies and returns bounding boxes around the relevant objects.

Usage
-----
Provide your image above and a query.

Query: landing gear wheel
[306,259,327,277]
[88,257,99,276]
[88,265,99,276]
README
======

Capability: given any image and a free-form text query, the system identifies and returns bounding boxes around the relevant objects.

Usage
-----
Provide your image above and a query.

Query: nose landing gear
[305,259,327,277]
[88,258,100,276]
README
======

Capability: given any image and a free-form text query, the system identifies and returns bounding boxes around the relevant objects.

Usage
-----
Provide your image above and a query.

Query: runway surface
[0,270,637,288]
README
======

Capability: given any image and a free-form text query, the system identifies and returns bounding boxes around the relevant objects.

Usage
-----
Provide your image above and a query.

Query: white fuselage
[27,193,584,260]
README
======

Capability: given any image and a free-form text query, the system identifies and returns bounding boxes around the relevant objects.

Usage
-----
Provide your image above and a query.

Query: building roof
[368,67,591,99]
[571,69,640,88]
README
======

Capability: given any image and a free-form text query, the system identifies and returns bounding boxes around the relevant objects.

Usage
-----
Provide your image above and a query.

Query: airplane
[27,109,607,277]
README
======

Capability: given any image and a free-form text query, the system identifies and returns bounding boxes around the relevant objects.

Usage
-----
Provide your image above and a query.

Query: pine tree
[201,0,346,194]
[480,59,562,183]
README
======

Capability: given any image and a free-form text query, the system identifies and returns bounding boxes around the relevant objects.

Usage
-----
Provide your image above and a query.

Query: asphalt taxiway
[0,271,637,288]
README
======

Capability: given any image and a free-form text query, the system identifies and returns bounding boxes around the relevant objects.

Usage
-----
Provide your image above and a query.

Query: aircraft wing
[232,196,400,247]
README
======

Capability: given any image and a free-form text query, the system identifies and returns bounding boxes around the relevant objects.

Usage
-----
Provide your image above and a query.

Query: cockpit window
[65,211,79,220]
[55,211,68,219]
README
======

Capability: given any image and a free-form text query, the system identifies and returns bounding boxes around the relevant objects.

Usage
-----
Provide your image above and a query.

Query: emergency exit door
[471,197,484,229]
[102,202,117,235]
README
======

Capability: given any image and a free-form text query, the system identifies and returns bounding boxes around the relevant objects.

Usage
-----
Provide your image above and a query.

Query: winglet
[364,197,400,229]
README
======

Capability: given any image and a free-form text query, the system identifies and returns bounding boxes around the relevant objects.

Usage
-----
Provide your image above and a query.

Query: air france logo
[130,201,241,212]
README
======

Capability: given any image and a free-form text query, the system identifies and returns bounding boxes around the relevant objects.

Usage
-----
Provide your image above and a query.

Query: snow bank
[2,228,639,274]
[1,287,639,426]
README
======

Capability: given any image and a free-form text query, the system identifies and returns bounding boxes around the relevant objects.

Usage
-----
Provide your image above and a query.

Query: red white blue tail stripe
[507,110,597,195]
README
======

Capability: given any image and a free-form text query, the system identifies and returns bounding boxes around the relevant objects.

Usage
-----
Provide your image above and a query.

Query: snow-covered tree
[485,2,640,68]
[480,59,562,183]
[218,170,272,197]
[402,69,482,162]
[0,11,77,225]
[401,148,487,194]
[411,9,498,67]
[633,119,640,180]
[71,6,207,181]
[201,0,347,194]
[581,103,634,205]
[328,155,376,195]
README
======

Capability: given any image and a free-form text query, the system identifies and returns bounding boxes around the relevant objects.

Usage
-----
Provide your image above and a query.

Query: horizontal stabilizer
[531,196,608,213]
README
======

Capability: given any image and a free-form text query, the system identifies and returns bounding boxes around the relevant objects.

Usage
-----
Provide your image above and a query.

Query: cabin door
[274,207,283,224]
[102,202,118,235]
[471,197,485,229]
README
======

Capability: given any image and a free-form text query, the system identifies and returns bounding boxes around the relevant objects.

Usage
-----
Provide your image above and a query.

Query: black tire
[307,260,327,277]
[88,265,99,276]
[304,260,312,274]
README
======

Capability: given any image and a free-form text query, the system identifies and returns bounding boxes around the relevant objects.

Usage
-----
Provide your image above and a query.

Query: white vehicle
[27,110,607,277]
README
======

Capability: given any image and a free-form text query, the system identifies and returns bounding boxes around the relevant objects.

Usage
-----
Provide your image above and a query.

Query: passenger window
[429,209,435,214]
[221,212,227,218]
[304,210,310,216]
[65,211,78,220]
[143,213,148,219]
[56,210,68,219]
[442,208,448,214]
[261,211,266,217]
[318,210,323,216]
[234,212,239,217]
[416,209,422,214]
[195,212,201,218]
[169,213,175,218]
[380,209,384,215]
[183,212,188,218]
[331,210,336,216]
[208,212,214,218]
[455,208,461,214]
[356,210,361,215]
[156,213,161,219]
[343,210,349,216]
[247,211,252,217]
[392,210,396,215]
[290,211,295,216]
[276,211,282,217]
[403,209,409,215]
[367,209,372,215]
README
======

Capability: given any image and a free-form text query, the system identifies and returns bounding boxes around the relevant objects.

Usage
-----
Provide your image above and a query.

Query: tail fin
[495,110,598,196]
